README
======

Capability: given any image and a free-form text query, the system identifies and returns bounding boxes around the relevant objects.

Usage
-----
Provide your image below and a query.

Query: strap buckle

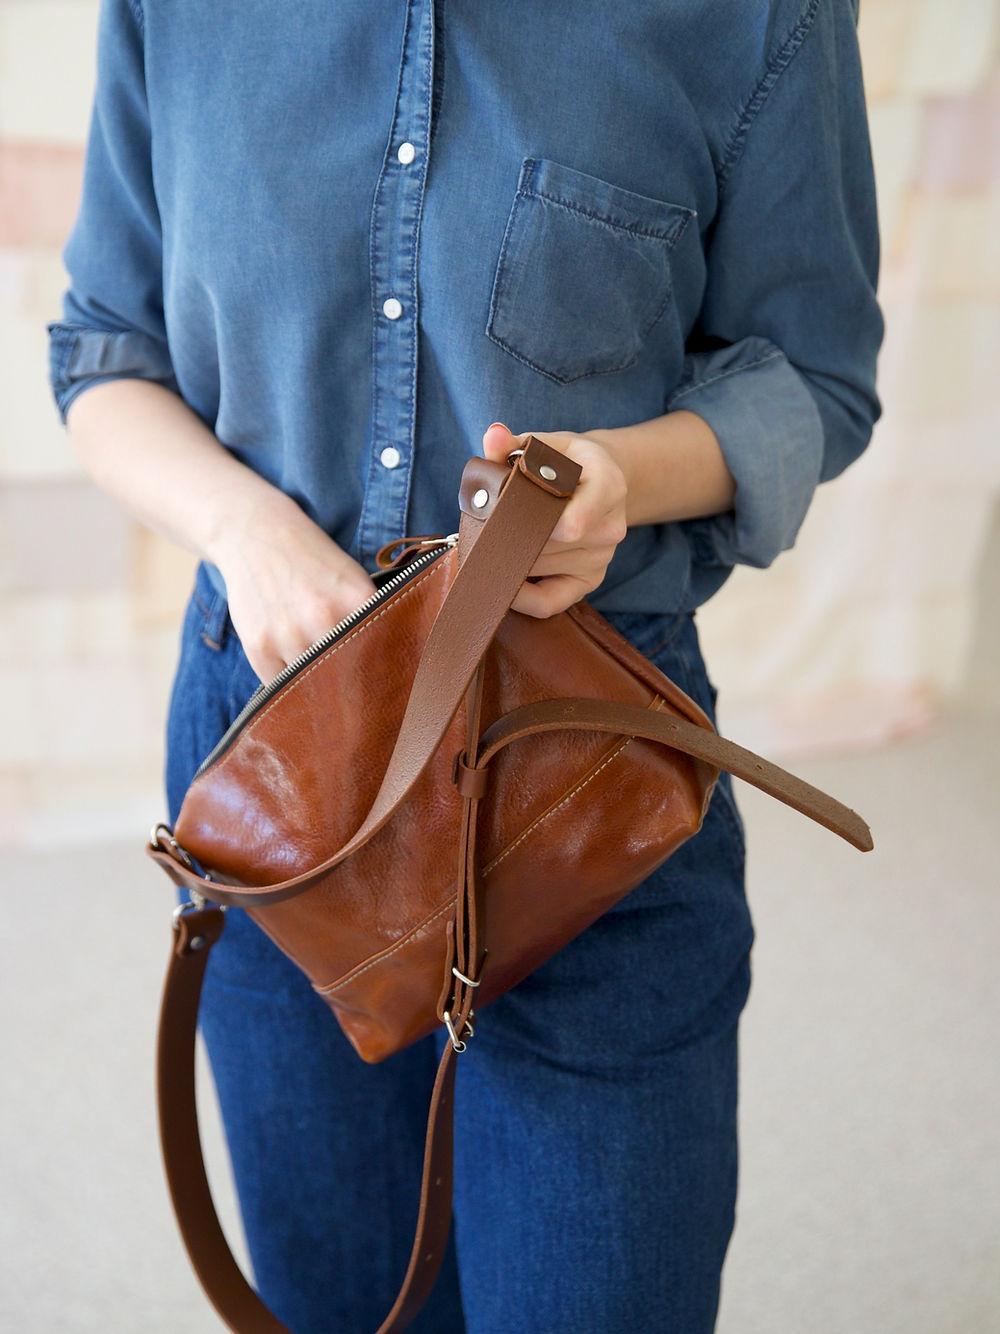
[442,1008,475,1054]
[172,889,210,921]
[150,821,197,871]
[441,960,483,1052]
[451,964,481,989]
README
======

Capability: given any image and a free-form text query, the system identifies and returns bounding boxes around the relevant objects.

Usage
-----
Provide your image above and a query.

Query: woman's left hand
[482,421,629,617]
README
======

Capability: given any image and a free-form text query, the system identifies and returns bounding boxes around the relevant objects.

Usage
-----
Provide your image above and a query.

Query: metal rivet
[472,488,489,509]
[539,464,558,482]
[189,936,206,952]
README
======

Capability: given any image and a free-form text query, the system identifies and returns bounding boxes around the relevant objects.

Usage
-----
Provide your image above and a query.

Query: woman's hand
[481,422,629,617]
[64,379,380,685]
[210,489,377,684]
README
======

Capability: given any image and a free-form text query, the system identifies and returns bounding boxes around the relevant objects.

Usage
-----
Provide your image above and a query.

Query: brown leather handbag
[148,436,872,1333]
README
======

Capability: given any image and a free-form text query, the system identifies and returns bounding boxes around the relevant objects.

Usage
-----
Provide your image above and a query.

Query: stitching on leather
[316,897,455,995]
[198,556,450,783]
[314,771,742,999]
[316,698,669,995]
[482,732,639,875]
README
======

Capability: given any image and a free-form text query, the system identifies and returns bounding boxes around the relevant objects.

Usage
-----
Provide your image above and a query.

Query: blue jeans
[164,559,754,1334]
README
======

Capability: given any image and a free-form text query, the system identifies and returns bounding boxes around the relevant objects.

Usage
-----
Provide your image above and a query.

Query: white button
[397,141,416,165]
[382,297,403,320]
[380,446,401,469]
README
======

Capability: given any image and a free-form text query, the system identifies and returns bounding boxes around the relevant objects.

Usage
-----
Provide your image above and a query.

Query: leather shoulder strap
[160,908,458,1334]
[475,697,873,851]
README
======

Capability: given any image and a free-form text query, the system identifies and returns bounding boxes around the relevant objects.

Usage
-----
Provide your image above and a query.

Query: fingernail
[485,421,507,433]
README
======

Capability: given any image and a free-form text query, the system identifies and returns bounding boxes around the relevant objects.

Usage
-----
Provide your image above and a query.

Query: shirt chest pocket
[485,157,695,385]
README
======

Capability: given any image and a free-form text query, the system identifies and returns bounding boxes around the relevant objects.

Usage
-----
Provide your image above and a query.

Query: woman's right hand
[210,489,377,685]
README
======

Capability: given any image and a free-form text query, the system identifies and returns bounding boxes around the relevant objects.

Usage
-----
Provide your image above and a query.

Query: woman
[47,1,882,1330]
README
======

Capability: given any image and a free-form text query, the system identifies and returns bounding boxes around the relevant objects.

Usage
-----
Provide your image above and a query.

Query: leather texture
[149,436,874,1332]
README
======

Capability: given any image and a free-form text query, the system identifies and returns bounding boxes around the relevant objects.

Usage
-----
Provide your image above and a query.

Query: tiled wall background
[2,0,998,846]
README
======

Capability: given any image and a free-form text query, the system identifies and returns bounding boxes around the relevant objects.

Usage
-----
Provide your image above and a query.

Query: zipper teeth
[193,535,457,778]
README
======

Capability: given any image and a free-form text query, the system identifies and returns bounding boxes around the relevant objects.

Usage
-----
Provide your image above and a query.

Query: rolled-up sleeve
[47,0,178,423]
[674,0,884,571]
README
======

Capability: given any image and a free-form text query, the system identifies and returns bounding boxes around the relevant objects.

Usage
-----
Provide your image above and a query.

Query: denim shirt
[46,0,883,614]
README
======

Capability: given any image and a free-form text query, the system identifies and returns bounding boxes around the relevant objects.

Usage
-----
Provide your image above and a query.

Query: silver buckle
[451,964,481,989]
[442,1009,475,1054]
[149,821,198,871]
[171,888,226,956]
[172,889,208,923]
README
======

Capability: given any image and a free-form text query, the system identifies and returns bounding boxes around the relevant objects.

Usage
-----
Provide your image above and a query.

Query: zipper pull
[374,533,458,574]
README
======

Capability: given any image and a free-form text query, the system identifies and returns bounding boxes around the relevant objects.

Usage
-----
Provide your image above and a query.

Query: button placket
[356,0,436,570]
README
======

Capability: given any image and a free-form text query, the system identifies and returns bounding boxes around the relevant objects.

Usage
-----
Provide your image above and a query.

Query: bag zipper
[193,533,458,778]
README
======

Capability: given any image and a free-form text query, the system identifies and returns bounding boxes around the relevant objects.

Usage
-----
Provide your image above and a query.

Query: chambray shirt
[47,0,882,614]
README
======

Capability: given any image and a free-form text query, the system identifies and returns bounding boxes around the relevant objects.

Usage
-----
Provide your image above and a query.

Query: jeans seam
[645,632,747,877]
[192,567,229,652]
[636,611,690,661]
[711,777,747,876]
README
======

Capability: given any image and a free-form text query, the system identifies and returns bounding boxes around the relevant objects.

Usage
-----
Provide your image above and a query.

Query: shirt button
[396,141,416,165]
[382,297,403,320]
[380,446,402,469]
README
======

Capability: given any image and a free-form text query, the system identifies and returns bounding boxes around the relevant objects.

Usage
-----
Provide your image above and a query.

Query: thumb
[482,420,523,463]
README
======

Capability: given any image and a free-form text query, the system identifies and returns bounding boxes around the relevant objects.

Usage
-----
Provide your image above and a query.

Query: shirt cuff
[668,336,824,570]
[47,321,178,424]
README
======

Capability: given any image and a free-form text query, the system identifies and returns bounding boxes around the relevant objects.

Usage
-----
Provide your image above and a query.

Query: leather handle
[147,437,582,905]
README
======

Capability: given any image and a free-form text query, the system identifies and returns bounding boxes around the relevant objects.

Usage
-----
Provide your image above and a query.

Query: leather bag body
[172,529,718,1063]
[148,437,873,1332]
